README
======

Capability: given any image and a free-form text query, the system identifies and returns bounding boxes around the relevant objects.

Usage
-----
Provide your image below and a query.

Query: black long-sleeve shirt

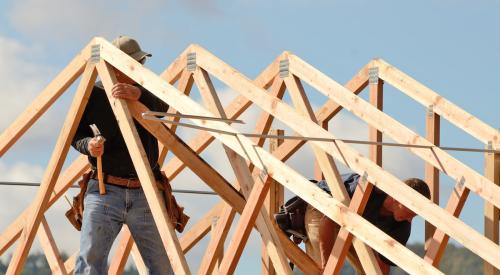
[72,82,168,179]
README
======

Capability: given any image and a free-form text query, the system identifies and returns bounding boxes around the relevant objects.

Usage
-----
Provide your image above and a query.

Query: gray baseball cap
[111,35,152,61]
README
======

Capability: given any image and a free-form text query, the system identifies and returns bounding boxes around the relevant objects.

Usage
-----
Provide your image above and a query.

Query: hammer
[89,124,106,195]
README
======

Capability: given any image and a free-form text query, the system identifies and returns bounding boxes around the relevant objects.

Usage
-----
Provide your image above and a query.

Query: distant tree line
[293,242,483,275]
[0,252,138,275]
[0,242,483,275]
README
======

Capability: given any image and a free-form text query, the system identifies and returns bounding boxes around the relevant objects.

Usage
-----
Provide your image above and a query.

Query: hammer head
[89,124,106,144]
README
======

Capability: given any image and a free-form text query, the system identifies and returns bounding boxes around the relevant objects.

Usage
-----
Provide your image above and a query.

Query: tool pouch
[160,171,190,233]
[65,171,92,231]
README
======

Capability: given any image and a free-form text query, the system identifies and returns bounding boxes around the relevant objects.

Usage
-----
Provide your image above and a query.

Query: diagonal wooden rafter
[0,42,92,156]
[37,217,68,275]
[98,38,441,274]
[108,226,135,275]
[197,204,235,275]
[162,59,367,187]
[131,243,148,275]
[424,184,470,266]
[97,60,191,275]
[197,74,286,274]
[188,43,499,271]
[191,94,238,274]
[285,53,500,269]
[288,54,500,211]
[6,62,97,275]
[373,59,500,150]
[107,68,195,273]
[61,252,77,275]
[217,153,275,275]
[323,72,385,274]
[158,52,363,273]
[181,201,226,254]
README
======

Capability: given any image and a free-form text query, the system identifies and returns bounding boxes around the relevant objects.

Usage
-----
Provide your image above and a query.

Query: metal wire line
[0,182,217,195]
[142,114,500,154]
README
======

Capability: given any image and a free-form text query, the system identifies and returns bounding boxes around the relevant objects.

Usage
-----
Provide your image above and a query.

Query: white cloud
[0,35,72,152]
[7,0,166,45]
[0,160,44,182]
[0,36,52,132]
[0,161,45,252]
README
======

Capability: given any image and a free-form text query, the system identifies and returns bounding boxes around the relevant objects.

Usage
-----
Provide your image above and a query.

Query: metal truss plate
[90,44,100,63]
[368,67,379,84]
[187,52,196,72]
[457,176,465,190]
[279,59,289,78]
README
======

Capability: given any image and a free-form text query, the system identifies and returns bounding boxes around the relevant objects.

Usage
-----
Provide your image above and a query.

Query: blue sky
[1,0,499,273]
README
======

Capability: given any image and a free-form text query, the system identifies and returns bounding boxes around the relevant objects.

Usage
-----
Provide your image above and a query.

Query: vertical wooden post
[368,68,383,166]
[262,129,285,275]
[424,106,440,249]
[484,148,500,275]
[314,121,328,181]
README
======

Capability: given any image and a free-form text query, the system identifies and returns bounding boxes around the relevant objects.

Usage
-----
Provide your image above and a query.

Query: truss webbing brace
[187,52,197,72]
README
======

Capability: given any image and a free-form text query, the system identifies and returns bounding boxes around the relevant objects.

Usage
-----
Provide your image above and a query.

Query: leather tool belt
[67,170,190,233]
[97,174,142,188]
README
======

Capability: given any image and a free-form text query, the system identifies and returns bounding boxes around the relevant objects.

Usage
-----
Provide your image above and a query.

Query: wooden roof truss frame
[0,37,499,275]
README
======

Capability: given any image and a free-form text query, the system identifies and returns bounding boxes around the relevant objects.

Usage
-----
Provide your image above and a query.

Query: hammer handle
[97,155,106,195]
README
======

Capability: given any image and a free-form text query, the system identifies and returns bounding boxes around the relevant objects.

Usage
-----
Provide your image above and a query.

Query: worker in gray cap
[71,35,188,275]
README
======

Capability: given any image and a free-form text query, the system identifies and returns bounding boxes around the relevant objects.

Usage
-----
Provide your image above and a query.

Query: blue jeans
[74,179,174,275]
